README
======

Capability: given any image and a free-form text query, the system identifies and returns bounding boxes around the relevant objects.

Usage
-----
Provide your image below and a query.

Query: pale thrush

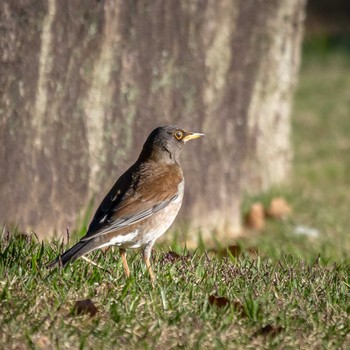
[47,125,204,281]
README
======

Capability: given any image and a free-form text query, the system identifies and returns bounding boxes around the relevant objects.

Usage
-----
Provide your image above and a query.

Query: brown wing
[81,161,183,241]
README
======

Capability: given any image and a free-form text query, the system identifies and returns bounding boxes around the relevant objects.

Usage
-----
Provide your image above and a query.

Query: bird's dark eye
[174,130,183,140]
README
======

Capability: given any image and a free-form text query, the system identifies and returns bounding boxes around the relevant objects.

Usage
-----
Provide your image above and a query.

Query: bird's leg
[142,243,155,282]
[144,258,155,282]
[120,248,130,278]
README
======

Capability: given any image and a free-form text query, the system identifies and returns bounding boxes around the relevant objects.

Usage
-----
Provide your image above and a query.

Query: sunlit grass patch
[0,232,349,349]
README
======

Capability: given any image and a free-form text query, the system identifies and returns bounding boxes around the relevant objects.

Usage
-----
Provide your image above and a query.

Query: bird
[47,125,204,281]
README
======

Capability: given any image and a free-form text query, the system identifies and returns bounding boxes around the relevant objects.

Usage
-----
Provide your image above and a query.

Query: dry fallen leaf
[245,202,265,231]
[253,324,284,338]
[232,301,247,317]
[266,197,292,219]
[73,299,98,317]
[208,295,230,308]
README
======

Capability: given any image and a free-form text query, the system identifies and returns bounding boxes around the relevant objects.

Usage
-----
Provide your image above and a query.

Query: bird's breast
[131,192,183,248]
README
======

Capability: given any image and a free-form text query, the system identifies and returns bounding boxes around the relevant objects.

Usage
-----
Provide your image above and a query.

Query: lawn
[1,48,350,349]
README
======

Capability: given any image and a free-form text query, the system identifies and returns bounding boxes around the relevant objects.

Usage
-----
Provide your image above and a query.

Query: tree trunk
[0,0,306,240]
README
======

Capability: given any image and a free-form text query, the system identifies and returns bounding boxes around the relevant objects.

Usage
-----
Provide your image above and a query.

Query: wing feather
[81,162,183,241]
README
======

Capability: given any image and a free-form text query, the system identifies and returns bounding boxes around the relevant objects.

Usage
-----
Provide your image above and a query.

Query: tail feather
[47,239,100,268]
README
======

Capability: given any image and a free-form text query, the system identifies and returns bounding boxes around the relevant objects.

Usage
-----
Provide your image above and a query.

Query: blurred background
[239,0,350,261]
[0,0,349,260]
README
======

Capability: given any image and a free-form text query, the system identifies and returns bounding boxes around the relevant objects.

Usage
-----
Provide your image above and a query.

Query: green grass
[1,234,349,349]
[1,48,350,349]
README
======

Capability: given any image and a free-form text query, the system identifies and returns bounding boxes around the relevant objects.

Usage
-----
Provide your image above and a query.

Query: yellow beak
[183,132,205,142]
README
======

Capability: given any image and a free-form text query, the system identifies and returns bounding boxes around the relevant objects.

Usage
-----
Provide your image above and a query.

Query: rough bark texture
[0,0,306,239]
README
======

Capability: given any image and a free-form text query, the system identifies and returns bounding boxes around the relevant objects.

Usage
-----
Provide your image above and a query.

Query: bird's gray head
[138,125,204,164]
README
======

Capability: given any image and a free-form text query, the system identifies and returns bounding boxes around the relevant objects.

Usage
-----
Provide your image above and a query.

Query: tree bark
[0,0,306,239]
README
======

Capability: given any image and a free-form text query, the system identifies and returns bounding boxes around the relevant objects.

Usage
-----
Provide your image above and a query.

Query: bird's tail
[46,239,100,268]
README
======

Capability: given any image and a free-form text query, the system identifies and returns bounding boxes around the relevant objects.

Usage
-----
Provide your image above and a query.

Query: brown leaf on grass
[245,202,265,231]
[73,299,98,317]
[253,324,284,338]
[266,197,291,219]
[232,301,247,317]
[208,295,230,308]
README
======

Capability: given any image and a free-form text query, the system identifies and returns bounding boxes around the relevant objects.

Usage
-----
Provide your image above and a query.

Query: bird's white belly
[98,230,140,249]
[129,198,182,248]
